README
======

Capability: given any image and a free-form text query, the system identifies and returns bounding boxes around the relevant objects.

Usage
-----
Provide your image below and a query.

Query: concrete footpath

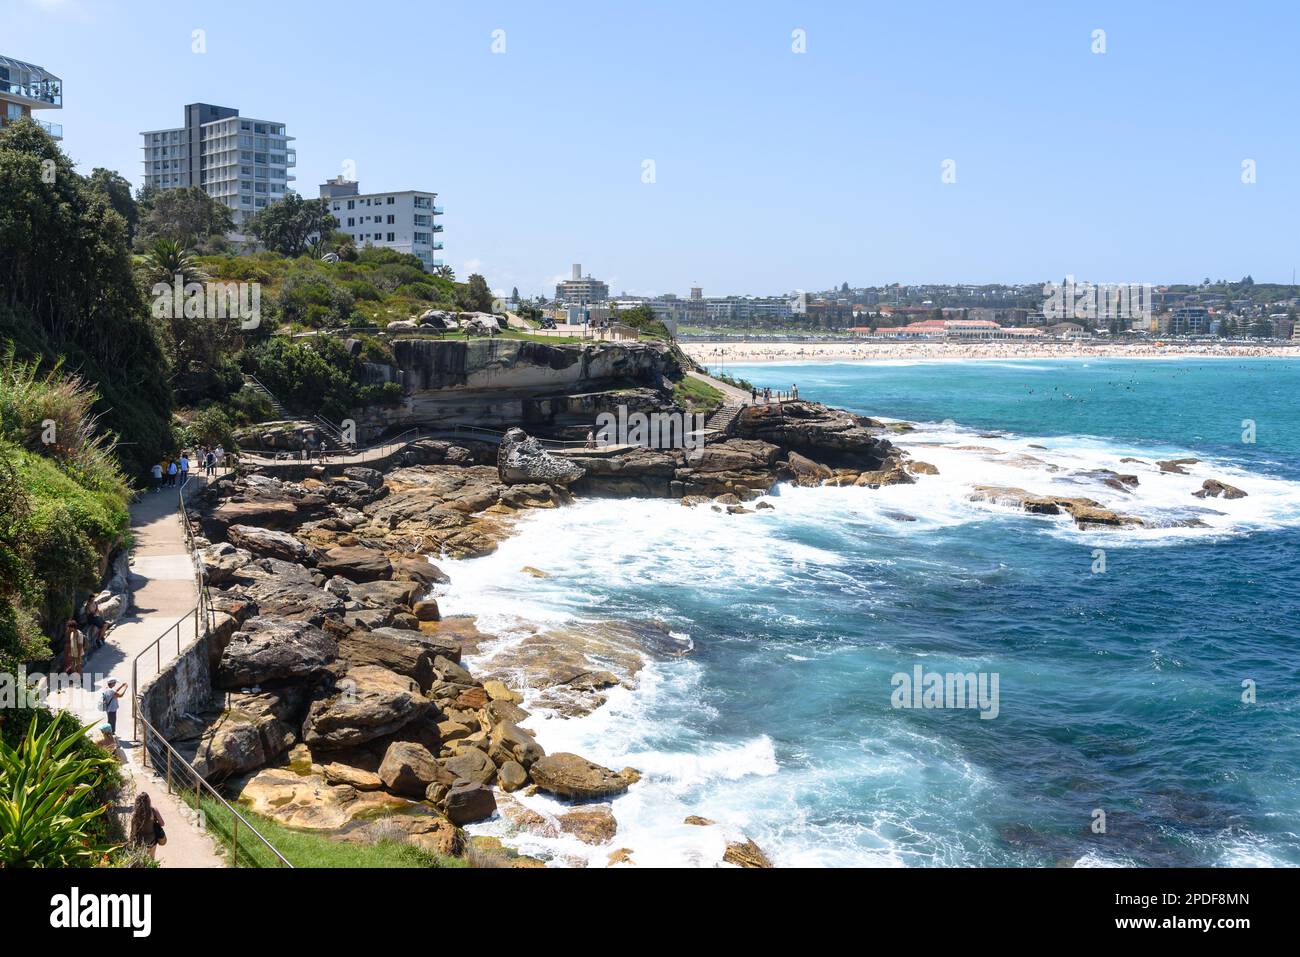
[48,476,225,867]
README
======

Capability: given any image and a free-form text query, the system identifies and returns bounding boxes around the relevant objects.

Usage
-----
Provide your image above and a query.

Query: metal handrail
[137,712,293,868]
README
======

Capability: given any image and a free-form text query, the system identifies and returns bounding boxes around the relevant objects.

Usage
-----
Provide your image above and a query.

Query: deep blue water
[443,359,1300,866]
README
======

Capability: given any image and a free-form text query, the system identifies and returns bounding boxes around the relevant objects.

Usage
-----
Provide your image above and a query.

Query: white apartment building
[320,178,443,271]
[0,55,62,140]
[141,103,296,226]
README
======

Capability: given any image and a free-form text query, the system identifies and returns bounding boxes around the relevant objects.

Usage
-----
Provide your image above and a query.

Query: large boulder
[197,542,254,586]
[497,428,585,486]
[184,688,305,781]
[316,546,393,582]
[442,782,496,825]
[345,579,421,611]
[216,617,337,688]
[224,558,344,624]
[488,721,544,769]
[227,524,318,565]
[302,665,432,750]
[378,741,443,796]
[529,752,631,800]
[337,626,462,691]
[786,451,833,487]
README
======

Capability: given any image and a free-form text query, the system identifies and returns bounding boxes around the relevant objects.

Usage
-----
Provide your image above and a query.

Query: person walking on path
[179,452,190,484]
[585,429,596,450]
[82,594,105,650]
[792,383,799,400]
[151,461,163,492]
[99,678,127,735]
[205,449,216,477]
[750,387,757,404]
[167,460,177,487]
[128,793,166,861]
[64,619,86,676]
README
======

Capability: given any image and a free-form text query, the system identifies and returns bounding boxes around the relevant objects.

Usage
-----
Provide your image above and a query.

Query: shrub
[0,713,122,867]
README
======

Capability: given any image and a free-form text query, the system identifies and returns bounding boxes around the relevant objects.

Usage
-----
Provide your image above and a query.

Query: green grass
[671,375,725,412]
[194,795,466,868]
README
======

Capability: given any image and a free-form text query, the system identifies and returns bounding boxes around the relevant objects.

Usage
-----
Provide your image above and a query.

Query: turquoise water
[441,359,1300,866]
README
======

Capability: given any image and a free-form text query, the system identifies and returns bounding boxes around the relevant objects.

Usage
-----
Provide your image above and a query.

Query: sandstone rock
[439,748,496,786]
[608,847,634,866]
[684,815,716,826]
[235,767,408,829]
[389,554,450,585]
[342,467,383,489]
[227,524,317,565]
[345,579,421,611]
[455,686,489,710]
[411,598,441,622]
[342,812,463,857]
[498,760,528,792]
[969,486,1142,528]
[483,679,522,703]
[443,782,496,825]
[906,460,939,476]
[497,428,585,486]
[853,462,915,488]
[530,752,630,800]
[379,741,442,796]
[558,806,618,845]
[337,626,461,691]
[489,721,545,769]
[322,760,384,791]
[316,545,393,582]
[1157,458,1199,474]
[197,542,254,586]
[303,665,431,750]
[1193,479,1247,499]
[216,617,336,688]
[724,838,774,868]
[786,451,833,487]
[185,688,304,781]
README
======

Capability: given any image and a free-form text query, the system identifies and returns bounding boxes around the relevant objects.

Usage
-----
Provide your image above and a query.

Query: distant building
[141,103,296,227]
[555,264,610,304]
[1160,307,1212,336]
[0,55,62,140]
[321,179,443,271]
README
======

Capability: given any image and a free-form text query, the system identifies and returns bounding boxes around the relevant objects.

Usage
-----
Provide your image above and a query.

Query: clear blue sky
[8,0,1300,296]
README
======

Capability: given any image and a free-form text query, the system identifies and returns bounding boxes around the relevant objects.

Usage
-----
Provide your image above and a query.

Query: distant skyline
[9,0,1300,295]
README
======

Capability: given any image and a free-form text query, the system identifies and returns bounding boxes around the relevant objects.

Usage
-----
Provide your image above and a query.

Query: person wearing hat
[100,677,127,735]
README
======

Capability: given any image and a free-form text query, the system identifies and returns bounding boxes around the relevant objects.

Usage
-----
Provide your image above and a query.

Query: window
[387,215,395,224]
[347,200,355,210]
[387,196,395,205]
[387,233,395,242]
[347,217,355,227]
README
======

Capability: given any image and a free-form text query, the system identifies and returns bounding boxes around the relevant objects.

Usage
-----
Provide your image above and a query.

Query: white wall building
[141,103,295,227]
[321,178,443,271]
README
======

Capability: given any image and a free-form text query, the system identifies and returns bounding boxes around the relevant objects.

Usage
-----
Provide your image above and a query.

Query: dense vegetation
[0,351,131,671]
[0,120,173,481]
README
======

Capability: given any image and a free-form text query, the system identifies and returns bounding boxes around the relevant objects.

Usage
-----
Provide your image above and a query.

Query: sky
[7,0,1300,296]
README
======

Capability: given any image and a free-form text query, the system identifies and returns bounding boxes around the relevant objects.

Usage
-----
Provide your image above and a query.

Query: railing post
[166,748,173,794]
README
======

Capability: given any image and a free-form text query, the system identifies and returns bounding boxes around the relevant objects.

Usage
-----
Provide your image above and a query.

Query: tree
[136,185,234,248]
[511,286,520,303]
[247,194,338,257]
[86,168,138,244]
[459,273,494,313]
[140,238,207,286]
[1250,317,1274,338]
[433,265,455,282]
[0,118,173,480]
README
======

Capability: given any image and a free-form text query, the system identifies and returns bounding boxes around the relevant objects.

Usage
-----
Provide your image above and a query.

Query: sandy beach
[681,339,1300,365]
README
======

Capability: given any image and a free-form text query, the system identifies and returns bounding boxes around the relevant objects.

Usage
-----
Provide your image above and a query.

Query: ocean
[437,358,1300,867]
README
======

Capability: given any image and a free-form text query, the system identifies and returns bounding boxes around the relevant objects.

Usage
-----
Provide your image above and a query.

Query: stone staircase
[242,374,288,420]
[706,402,744,435]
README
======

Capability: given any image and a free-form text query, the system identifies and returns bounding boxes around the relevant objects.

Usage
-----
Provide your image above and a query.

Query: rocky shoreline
[165,399,925,867]
[171,394,1244,867]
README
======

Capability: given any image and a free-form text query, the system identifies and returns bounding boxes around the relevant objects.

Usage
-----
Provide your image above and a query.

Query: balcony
[431,206,444,215]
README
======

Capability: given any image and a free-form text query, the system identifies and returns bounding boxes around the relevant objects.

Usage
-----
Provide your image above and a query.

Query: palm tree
[433,265,455,282]
[141,237,207,286]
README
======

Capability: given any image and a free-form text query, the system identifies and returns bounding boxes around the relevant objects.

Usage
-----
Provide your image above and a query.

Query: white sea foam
[438,419,1300,867]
